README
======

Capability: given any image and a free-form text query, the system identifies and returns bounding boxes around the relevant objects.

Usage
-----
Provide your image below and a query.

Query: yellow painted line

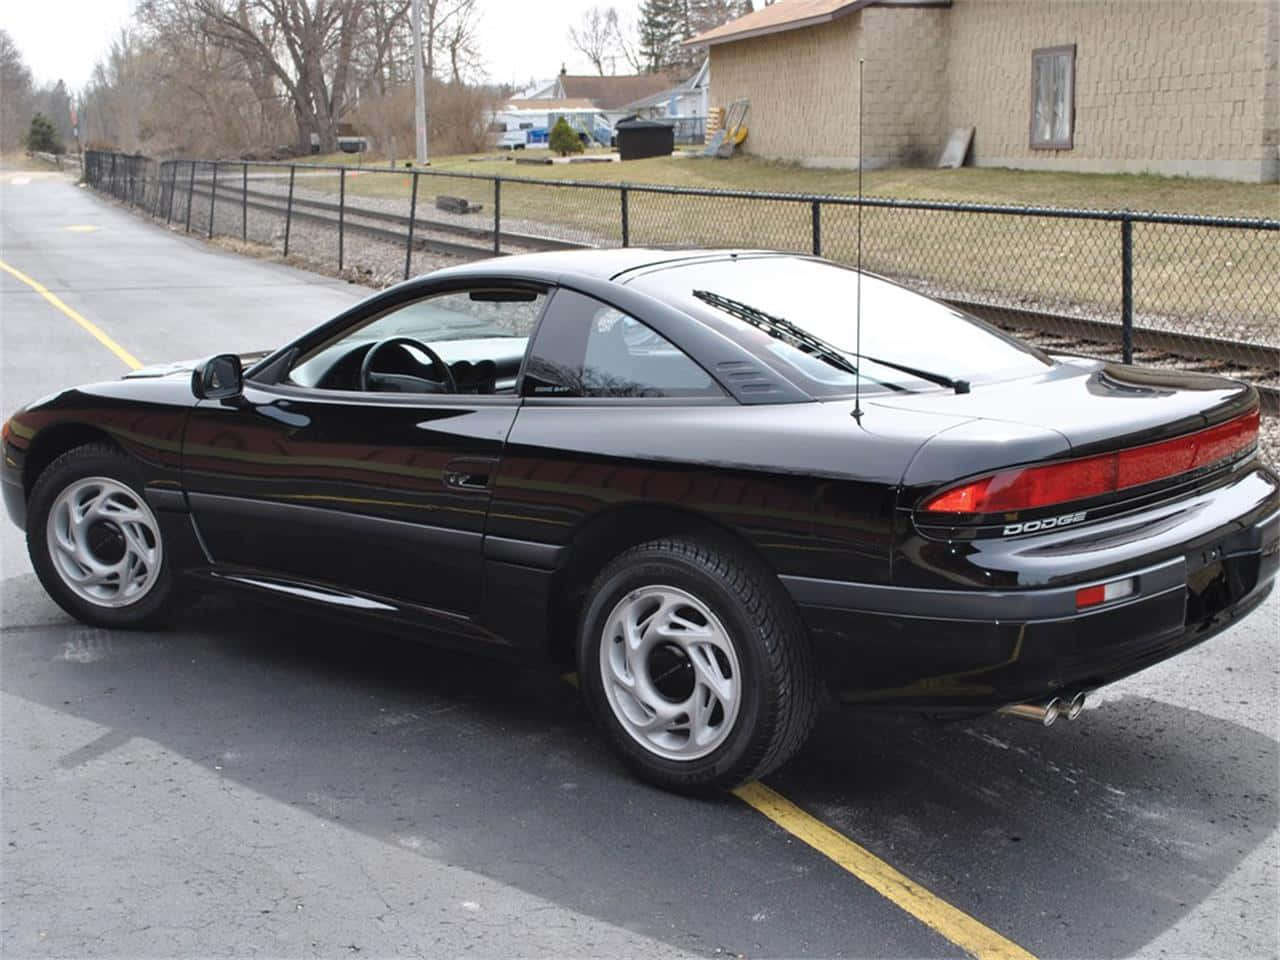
[0,258,140,370]
[64,224,99,233]
[734,781,1037,960]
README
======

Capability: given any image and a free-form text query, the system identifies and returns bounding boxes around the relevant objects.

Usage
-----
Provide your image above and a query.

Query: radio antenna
[852,57,865,420]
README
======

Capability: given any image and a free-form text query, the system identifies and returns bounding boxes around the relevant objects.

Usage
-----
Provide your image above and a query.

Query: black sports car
[4,250,1276,791]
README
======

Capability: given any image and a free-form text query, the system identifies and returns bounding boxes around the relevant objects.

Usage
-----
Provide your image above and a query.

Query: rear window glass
[627,257,1051,397]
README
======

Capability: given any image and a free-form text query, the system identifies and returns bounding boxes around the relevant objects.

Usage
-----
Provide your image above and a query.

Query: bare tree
[81,0,490,159]
[84,12,294,155]
[80,31,152,150]
[612,9,645,74]
[0,29,35,151]
[354,0,411,96]
[441,0,482,85]
[568,6,622,76]
[143,0,368,153]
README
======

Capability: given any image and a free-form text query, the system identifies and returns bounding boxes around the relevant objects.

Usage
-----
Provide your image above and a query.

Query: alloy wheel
[599,584,742,761]
[45,476,163,608]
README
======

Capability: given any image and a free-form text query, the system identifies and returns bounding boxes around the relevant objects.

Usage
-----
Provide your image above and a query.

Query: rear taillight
[922,408,1259,515]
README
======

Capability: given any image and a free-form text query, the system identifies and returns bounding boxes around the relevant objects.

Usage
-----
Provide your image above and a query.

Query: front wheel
[27,443,176,628]
[577,536,818,792]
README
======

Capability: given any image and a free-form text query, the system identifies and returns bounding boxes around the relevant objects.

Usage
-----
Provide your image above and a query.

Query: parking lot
[2,171,1277,959]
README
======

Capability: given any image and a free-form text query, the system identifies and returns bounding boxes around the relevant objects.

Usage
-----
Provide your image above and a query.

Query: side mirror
[192,354,244,400]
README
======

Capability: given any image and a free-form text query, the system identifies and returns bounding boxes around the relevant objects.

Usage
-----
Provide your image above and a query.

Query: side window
[523,289,723,399]
[288,288,546,393]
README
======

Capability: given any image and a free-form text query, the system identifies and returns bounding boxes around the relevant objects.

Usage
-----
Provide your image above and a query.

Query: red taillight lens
[922,409,1259,515]
[1075,578,1135,609]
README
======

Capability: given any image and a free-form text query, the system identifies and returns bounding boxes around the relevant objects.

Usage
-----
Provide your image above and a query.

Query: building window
[1030,45,1075,150]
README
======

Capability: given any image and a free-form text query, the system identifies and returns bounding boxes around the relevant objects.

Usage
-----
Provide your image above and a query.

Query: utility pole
[411,0,429,165]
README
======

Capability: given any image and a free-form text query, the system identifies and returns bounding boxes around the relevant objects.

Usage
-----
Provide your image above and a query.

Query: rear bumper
[783,472,1279,710]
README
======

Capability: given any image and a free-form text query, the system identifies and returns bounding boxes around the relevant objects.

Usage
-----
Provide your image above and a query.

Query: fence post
[184,161,196,233]
[338,167,346,271]
[1121,216,1134,364]
[165,163,175,224]
[283,165,296,257]
[811,200,822,256]
[494,177,501,255]
[404,171,419,281]
[110,153,117,198]
[241,163,248,241]
[621,186,630,247]
[208,162,218,239]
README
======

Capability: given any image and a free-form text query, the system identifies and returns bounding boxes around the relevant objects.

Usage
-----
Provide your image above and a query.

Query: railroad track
[956,300,1278,411]
[186,180,586,258]
[177,180,1278,410]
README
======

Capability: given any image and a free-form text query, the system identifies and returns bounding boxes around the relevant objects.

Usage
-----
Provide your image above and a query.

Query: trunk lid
[878,357,1255,458]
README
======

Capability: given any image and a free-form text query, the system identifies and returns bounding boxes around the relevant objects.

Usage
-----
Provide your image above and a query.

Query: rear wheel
[577,536,818,792]
[27,443,175,628]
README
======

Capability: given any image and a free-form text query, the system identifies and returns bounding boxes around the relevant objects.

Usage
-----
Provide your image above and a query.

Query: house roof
[687,0,949,47]
[622,87,683,112]
[517,78,557,99]
[505,98,598,112]
[619,59,709,112]
[557,73,684,110]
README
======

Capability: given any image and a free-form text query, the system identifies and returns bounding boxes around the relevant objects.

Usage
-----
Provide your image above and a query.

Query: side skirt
[183,565,523,658]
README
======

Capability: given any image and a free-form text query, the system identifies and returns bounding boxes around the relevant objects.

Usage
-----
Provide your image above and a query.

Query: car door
[181,283,548,618]
[486,286,733,552]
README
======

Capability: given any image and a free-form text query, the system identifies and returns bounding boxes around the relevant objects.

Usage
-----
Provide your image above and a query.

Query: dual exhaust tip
[998,691,1087,727]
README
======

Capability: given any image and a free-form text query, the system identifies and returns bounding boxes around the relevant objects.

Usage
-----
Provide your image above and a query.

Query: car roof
[418,248,789,286]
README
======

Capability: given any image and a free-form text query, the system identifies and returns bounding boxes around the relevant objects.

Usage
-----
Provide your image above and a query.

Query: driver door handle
[443,458,496,491]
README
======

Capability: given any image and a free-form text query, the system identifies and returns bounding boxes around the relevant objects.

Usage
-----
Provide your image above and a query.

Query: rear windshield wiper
[692,290,970,394]
[857,353,970,395]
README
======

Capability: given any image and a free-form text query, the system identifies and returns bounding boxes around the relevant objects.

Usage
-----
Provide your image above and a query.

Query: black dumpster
[615,118,675,161]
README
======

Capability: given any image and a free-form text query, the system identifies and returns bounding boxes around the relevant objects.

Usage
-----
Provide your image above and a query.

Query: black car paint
[4,250,1277,713]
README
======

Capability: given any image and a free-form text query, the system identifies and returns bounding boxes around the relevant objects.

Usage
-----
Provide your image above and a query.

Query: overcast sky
[5,0,725,92]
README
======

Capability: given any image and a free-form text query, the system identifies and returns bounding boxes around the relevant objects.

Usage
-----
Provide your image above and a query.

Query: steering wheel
[359,336,458,394]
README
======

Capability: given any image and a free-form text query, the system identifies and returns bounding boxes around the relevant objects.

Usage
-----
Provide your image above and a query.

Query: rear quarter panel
[489,399,967,582]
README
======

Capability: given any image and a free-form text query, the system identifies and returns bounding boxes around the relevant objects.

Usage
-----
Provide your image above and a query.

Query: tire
[577,536,819,792]
[27,443,176,629]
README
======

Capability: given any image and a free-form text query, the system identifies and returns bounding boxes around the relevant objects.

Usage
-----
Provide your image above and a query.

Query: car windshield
[628,257,1051,397]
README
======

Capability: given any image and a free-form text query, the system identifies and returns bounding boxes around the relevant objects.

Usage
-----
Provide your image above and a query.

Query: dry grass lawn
[317,149,1280,218]
[0,152,69,173]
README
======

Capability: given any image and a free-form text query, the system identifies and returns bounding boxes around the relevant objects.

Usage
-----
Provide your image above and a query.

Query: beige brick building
[695,0,1280,182]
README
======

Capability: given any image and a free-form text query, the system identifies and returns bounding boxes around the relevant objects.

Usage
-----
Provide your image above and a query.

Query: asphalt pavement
[1,169,1277,959]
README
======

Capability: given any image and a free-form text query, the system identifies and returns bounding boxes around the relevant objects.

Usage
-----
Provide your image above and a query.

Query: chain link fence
[82,150,1278,408]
